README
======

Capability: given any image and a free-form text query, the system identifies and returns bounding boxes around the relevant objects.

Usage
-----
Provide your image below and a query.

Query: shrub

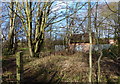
[103,45,119,60]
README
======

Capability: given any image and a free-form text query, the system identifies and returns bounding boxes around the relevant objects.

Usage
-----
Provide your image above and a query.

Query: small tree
[88,1,93,83]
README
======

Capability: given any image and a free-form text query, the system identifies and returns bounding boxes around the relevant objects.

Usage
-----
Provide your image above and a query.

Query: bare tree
[88,1,92,83]
[8,2,16,54]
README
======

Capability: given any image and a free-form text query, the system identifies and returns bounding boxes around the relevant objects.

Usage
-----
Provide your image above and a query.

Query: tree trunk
[34,11,46,57]
[94,2,99,44]
[8,2,16,54]
[26,2,34,57]
[118,1,120,54]
[94,2,102,82]
[88,1,93,83]
[34,9,43,55]
[65,4,69,50]
[13,28,17,54]
[97,50,102,83]
[34,2,51,57]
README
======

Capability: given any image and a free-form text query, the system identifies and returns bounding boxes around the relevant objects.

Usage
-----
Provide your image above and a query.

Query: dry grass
[3,51,120,83]
[24,52,89,82]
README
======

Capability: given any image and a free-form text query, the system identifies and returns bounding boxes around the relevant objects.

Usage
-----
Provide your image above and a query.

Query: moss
[19,48,29,51]
[117,76,120,84]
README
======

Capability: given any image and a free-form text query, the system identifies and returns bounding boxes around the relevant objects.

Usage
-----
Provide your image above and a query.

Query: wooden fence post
[16,51,23,83]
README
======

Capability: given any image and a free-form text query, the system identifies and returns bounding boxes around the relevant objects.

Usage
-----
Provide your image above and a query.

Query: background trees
[2,1,87,57]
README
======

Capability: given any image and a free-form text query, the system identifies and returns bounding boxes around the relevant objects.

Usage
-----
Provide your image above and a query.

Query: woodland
[1,0,120,83]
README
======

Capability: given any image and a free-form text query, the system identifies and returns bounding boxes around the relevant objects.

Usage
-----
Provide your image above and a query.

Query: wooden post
[16,51,23,83]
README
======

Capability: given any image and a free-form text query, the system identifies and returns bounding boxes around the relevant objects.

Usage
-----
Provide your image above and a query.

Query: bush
[2,41,14,56]
[103,45,119,60]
